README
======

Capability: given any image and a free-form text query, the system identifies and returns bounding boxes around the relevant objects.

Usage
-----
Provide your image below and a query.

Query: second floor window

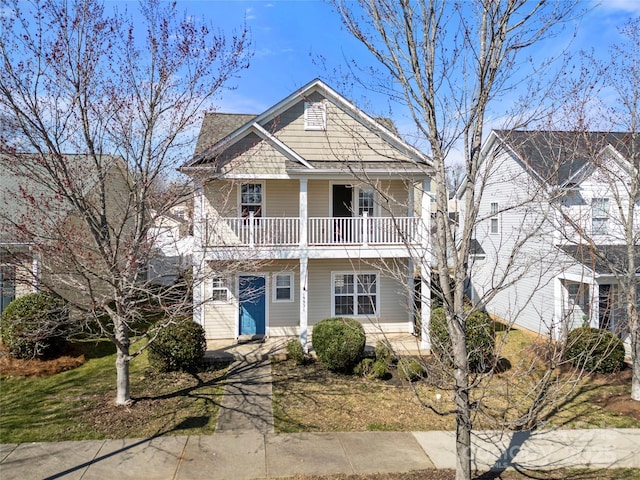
[490,202,499,234]
[592,198,609,234]
[358,189,375,216]
[241,183,263,218]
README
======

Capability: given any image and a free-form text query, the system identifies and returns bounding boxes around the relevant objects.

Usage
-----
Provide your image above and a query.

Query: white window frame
[331,271,379,317]
[490,202,499,234]
[592,197,609,235]
[357,187,378,217]
[211,275,231,303]
[272,272,294,303]
[239,182,264,219]
[304,101,326,131]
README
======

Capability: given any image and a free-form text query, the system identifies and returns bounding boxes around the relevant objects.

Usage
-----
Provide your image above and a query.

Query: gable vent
[304,101,326,131]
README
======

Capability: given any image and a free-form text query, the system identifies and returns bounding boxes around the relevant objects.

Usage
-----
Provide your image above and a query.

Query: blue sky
[76,0,640,139]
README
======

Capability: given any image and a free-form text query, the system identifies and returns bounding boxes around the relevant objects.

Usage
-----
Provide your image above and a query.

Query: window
[592,198,609,234]
[304,101,326,131]
[490,202,499,234]
[240,183,263,218]
[332,272,378,316]
[0,265,16,314]
[273,272,294,302]
[567,282,589,318]
[358,189,375,217]
[211,276,230,303]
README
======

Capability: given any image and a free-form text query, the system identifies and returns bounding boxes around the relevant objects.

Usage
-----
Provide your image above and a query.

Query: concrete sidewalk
[1,429,639,480]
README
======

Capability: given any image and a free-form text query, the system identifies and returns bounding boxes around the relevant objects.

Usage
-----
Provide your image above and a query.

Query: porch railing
[204,214,420,247]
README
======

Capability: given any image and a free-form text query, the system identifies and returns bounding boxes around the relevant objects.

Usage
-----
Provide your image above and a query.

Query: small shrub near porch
[564,326,625,374]
[147,318,206,373]
[312,317,366,373]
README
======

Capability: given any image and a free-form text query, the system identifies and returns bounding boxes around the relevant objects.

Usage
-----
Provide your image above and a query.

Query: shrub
[430,307,495,372]
[372,358,389,379]
[312,317,366,372]
[564,327,625,374]
[147,318,206,373]
[286,338,307,365]
[0,292,70,359]
[398,357,424,381]
[375,340,395,365]
[354,358,375,377]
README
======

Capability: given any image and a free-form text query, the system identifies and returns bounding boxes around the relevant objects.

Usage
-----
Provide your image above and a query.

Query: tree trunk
[631,321,640,401]
[454,370,472,480]
[451,314,472,480]
[114,322,131,406]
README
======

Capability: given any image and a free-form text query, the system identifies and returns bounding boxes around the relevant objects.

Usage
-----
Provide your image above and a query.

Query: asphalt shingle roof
[561,244,640,275]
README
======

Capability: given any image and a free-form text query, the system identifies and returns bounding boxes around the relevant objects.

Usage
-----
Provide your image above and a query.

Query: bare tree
[0,0,250,405]
[332,1,583,478]
[542,17,639,401]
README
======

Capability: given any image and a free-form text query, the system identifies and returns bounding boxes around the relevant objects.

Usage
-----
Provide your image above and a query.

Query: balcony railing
[204,213,421,247]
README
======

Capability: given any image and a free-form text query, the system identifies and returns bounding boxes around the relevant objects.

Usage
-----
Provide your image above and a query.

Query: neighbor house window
[332,272,378,316]
[273,272,294,302]
[490,202,499,234]
[592,198,609,234]
[304,101,326,131]
[211,275,230,303]
[0,265,16,314]
[240,183,263,218]
[567,282,589,318]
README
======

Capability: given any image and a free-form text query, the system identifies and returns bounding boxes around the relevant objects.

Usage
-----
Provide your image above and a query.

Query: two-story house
[466,130,638,352]
[180,79,433,347]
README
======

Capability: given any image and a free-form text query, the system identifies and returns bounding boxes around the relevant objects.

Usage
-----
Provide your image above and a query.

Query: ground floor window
[0,265,16,314]
[332,272,378,316]
[273,272,294,302]
[211,275,231,303]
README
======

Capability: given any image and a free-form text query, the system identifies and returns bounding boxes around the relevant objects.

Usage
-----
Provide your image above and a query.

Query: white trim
[272,272,294,303]
[330,270,380,318]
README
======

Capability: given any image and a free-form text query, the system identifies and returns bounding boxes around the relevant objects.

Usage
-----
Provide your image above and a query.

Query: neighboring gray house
[465,130,639,352]
[180,79,433,346]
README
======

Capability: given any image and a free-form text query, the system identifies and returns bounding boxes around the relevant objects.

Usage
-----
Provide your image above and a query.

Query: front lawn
[0,341,227,443]
[272,329,640,433]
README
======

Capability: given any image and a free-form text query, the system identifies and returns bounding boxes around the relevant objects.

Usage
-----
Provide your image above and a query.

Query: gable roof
[182,78,431,175]
[492,130,637,187]
[561,244,640,276]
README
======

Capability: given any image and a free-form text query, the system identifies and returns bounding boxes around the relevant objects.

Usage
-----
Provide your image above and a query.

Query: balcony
[204,214,422,248]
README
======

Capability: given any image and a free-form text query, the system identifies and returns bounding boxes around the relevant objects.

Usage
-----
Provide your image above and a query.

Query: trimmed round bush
[430,307,495,372]
[0,292,70,359]
[312,317,366,372]
[147,319,206,373]
[564,327,625,374]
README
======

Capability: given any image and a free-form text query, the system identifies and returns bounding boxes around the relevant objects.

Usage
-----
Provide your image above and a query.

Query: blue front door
[239,275,266,335]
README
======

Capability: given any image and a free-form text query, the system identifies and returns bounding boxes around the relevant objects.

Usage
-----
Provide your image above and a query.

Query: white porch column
[420,179,432,350]
[192,183,206,327]
[553,278,564,341]
[299,178,309,348]
[299,257,309,349]
[590,281,600,329]
[299,178,308,247]
[31,249,39,292]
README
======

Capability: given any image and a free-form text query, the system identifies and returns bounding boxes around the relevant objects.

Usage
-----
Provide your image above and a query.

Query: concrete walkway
[1,429,639,479]
[215,359,275,434]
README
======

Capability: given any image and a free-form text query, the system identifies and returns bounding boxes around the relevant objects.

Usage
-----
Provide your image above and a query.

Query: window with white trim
[358,188,375,216]
[0,265,16,314]
[592,198,609,234]
[332,272,378,316]
[240,183,263,218]
[211,275,231,303]
[304,101,326,131]
[490,202,499,234]
[273,272,294,302]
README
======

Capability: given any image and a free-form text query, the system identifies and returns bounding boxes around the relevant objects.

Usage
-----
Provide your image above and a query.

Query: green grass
[0,340,227,443]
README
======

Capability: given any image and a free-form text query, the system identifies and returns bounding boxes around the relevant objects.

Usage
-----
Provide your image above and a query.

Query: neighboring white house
[466,130,639,353]
[180,79,433,347]
[147,209,194,286]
